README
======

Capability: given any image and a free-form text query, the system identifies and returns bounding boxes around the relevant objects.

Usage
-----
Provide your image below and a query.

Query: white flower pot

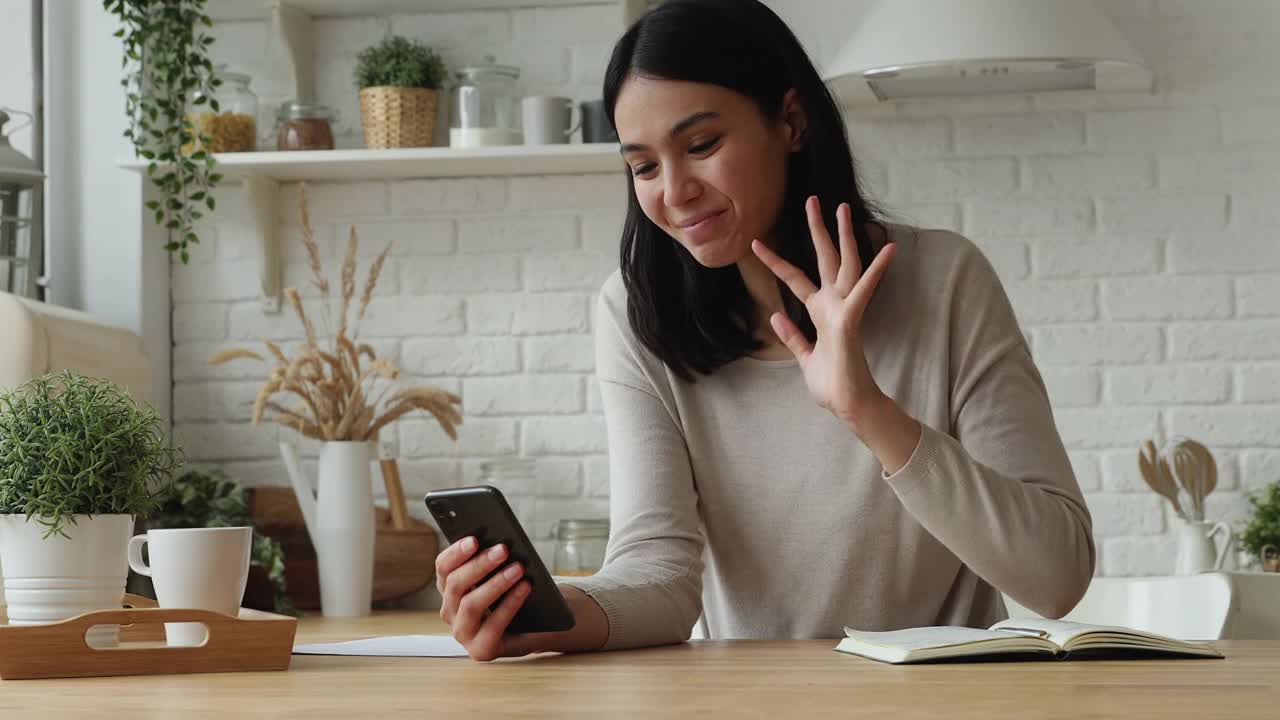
[0,514,134,647]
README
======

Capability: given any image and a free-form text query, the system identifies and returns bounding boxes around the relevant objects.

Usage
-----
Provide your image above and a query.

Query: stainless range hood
[823,0,1154,104]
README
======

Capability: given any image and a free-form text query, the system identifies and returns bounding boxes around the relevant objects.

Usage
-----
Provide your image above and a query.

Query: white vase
[0,513,134,647]
[1174,519,1234,576]
[279,441,376,617]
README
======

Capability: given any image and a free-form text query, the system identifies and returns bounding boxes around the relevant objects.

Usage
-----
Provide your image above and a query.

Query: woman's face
[614,76,804,268]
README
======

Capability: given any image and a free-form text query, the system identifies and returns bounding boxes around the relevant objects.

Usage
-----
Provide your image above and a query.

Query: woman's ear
[781,88,808,151]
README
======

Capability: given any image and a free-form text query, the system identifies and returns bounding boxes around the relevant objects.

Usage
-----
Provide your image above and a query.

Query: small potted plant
[1239,481,1280,572]
[0,371,180,644]
[355,35,447,149]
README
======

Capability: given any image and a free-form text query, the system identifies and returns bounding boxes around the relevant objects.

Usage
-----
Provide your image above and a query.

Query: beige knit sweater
[563,224,1095,651]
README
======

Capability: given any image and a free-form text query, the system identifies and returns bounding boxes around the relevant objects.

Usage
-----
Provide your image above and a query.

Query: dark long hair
[604,0,883,382]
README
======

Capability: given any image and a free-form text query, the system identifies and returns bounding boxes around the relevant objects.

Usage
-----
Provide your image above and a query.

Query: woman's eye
[689,137,720,154]
[631,163,656,178]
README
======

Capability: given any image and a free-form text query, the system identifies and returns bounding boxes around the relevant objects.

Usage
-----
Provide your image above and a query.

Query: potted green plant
[141,468,297,616]
[1239,481,1280,572]
[0,371,180,645]
[354,35,447,149]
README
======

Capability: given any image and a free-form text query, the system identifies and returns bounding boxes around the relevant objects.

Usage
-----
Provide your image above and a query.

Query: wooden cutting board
[245,487,438,611]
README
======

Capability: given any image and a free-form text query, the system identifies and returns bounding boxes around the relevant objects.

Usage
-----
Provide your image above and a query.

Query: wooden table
[2,611,1277,718]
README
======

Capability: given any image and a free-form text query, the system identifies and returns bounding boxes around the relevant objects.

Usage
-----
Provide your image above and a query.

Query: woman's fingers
[468,580,534,662]
[440,543,509,625]
[806,196,839,286]
[453,561,526,644]
[752,239,817,303]
[769,312,813,361]
[834,203,861,296]
[435,537,478,595]
[845,242,897,317]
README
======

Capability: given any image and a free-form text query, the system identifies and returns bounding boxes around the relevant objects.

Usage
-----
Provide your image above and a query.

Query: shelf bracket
[272,1,316,102]
[242,173,282,313]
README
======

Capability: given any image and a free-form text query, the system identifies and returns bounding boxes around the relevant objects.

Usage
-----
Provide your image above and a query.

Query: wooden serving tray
[0,594,297,680]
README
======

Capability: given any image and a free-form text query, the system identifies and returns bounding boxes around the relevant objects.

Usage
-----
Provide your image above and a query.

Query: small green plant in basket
[354,35,448,149]
[145,468,298,616]
[1239,481,1280,572]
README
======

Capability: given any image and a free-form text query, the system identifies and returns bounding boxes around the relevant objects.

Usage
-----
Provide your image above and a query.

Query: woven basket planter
[358,86,439,149]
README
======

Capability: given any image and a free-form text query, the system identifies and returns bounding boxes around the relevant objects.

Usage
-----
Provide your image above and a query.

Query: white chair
[1004,573,1237,641]
[1072,574,1234,640]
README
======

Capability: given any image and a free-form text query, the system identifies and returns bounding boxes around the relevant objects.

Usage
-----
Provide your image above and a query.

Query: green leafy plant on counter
[104,0,223,264]
[146,468,298,616]
[1239,481,1280,568]
[0,371,181,538]
[354,35,448,90]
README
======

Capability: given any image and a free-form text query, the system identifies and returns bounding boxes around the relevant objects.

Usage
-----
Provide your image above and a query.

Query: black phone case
[424,485,576,634]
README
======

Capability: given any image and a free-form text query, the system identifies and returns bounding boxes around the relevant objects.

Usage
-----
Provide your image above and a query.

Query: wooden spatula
[1139,439,1184,519]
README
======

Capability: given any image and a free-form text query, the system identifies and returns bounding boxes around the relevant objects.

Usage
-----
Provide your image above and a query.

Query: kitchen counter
[1,612,1277,718]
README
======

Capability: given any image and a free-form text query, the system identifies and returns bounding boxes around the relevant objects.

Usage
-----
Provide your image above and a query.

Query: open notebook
[835,618,1224,664]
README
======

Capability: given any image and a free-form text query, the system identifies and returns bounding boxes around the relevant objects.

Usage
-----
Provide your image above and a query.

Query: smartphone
[424,485,576,634]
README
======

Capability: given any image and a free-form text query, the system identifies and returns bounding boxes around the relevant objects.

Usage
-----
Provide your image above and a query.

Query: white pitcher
[1174,519,1234,576]
[279,441,376,617]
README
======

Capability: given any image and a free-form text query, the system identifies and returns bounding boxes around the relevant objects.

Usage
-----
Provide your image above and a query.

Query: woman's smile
[678,208,728,243]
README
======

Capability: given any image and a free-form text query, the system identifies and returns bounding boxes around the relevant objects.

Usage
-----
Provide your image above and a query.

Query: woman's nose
[663,166,701,208]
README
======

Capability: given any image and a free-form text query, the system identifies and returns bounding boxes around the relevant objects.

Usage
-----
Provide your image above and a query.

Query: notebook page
[990,618,1167,648]
[842,626,1008,651]
[293,634,469,657]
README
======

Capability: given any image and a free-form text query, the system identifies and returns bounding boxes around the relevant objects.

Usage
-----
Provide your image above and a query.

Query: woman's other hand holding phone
[435,536,610,661]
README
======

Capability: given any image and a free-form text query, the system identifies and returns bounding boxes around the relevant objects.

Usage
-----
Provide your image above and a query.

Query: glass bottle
[449,55,522,148]
[186,65,258,153]
[553,519,609,577]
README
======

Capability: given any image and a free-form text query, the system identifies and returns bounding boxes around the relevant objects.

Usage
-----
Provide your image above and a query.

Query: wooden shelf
[119,143,624,314]
[208,0,616,21]
[207,0,647,132]
[119,143,623,182]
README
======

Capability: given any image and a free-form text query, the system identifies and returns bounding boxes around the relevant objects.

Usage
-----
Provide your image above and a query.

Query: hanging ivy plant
[105,0,223,264]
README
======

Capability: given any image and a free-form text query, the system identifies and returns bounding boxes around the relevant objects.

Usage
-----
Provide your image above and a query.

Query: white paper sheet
[292,634,469,657]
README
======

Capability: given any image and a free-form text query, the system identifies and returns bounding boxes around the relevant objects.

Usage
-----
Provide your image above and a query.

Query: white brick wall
[174,0,1280,590]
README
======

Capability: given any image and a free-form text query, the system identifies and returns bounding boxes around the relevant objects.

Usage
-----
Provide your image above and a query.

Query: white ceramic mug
[127,527,253,647]
[521,95,580,145]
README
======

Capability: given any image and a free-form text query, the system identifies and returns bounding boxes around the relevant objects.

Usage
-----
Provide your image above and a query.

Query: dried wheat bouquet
[209,184,461,443]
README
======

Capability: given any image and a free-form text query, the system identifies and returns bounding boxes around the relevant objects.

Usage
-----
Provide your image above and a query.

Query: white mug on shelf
[521,95,581,145]
[127,527,253,647]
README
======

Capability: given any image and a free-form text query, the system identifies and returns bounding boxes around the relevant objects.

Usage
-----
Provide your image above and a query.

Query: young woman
[435,0,1094,661]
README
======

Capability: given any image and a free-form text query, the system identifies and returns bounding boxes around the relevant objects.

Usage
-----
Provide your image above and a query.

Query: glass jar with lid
[553,519,609,577]
[275,100,335,151]
[449,55,521,148]
[186,65,258,154]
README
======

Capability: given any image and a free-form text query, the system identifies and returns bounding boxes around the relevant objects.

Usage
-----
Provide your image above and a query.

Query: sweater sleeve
[881,242,1096,619]
[557,278,705,650]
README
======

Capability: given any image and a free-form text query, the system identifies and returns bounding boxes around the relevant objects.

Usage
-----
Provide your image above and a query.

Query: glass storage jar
[276,100,335,151]
[449,56,521,148]
[186,66,258,153]
[553,519,609,577]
